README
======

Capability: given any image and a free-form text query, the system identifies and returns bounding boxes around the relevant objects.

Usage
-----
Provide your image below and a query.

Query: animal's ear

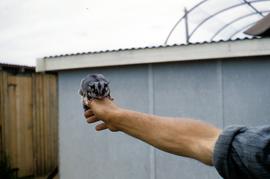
[78,89,83,95]
[96,74,105,79]
[79,79,84,86]
[79,79,84,95]
[97,74,109,82]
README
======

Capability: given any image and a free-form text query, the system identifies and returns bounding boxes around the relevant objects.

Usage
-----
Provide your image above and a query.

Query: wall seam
[148,64,156,179]
[218,60,225,128]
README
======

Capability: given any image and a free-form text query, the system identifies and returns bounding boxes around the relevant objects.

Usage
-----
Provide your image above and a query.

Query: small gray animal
[79,74,113,111]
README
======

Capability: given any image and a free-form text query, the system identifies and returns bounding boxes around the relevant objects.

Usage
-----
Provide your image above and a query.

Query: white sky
[0,0,268,66]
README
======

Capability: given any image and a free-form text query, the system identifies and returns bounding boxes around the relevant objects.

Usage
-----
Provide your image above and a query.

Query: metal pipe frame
[164,0,208,44]
[210,10,270,41]
[164,0,270,44]
[242,0,265,17]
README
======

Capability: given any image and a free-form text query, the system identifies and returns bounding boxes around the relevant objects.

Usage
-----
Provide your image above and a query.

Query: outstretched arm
[84,99,221,166]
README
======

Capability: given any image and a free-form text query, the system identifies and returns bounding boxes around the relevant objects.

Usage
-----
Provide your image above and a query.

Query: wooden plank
[36,73,43,175]
[44,74,48,173]
[6,75,18,168]
[47,75,52,171]
[33,73,40,175]
[36,74,42,174]
[0,71,3,155]
[50,74,56,171]
[15,74,34,177]
[53,74,59,169]
[40,74,45,174]
[32,73,37,175]
[39,74,43,175]
[50,74,58,171]
[50,75,54,170]
[1,71,8,159]
[37,73,49,175]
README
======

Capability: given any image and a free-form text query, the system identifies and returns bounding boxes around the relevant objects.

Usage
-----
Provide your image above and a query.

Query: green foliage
[0,152,17,179]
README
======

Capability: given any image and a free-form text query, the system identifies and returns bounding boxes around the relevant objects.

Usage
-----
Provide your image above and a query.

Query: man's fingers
[84,109,94,118]
[86,116,99,123]
[95,122,108,131]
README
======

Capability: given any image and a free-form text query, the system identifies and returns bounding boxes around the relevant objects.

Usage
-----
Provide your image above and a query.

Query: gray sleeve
[213,125,270,179]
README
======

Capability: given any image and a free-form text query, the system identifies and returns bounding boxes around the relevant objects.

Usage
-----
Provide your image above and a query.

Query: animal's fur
[79,74,113,111]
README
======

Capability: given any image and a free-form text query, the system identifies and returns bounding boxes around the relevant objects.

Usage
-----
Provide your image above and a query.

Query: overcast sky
[0,0,267,66]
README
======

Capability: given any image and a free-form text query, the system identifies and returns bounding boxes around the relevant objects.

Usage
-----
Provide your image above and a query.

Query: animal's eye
[88,84,94,89]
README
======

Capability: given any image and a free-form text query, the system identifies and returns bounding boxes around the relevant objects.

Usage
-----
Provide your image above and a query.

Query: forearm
[111,109,221,165]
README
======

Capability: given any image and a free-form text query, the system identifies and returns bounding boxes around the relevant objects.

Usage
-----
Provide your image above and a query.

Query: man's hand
[84,98,120,132]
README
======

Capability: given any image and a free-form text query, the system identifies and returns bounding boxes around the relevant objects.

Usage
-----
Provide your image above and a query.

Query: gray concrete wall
[58,57,270,179]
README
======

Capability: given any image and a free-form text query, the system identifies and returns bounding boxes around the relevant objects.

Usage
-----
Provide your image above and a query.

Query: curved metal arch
[210,10,270,41]
[188,0,269,40]
[229,21,256,38]
[243,0,264,17]
[164,0,270,44]
[164,0,208,45]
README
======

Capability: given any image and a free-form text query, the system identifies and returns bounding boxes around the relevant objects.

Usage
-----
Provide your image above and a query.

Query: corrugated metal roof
[42,37,258,59]
[37,37,270,72]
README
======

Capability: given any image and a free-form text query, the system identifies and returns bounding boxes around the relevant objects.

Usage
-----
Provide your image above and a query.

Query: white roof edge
[36,38,270,72]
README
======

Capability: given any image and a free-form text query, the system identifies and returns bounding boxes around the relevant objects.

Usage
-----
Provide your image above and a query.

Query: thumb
[85,99,93,107]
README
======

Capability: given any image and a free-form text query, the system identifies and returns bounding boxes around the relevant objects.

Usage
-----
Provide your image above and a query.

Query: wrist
[105,106,124,129]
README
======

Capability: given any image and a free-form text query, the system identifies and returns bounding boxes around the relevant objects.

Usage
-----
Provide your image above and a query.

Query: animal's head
[79,74,110,99]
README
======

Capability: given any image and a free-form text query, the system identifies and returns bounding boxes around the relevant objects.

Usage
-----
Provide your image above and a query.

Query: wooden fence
[0,70,58,178]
